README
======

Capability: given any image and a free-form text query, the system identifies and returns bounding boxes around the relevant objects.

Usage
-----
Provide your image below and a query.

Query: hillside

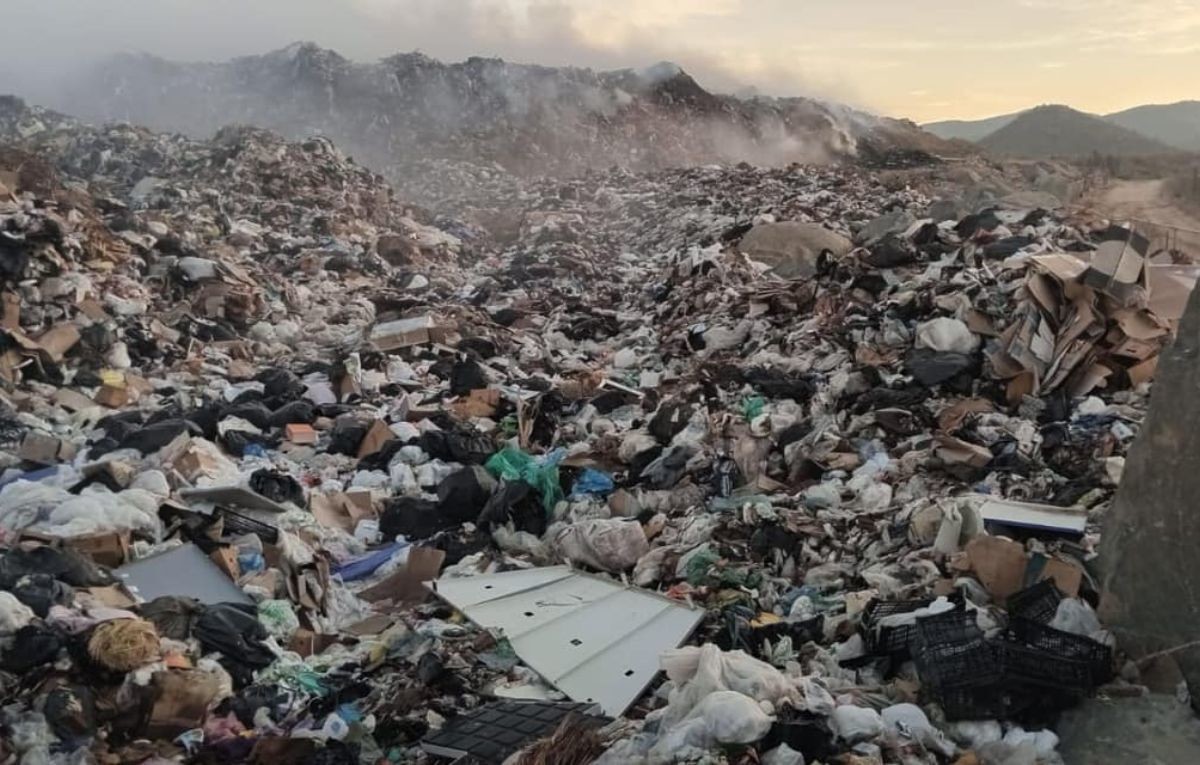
[924,111,1022,142]
[978,104,1173,158]
[39,43,962,189]
[1105,101,1200,153]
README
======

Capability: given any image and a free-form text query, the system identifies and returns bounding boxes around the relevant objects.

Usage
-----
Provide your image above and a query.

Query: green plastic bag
[485,447,565,513]
[741,396,766,422]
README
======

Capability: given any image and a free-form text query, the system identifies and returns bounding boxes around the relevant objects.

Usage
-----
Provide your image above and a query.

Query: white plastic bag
[659,644,794,728]
[882,703,956,757]
[649,691,772,759]
[552,518,648,572]
[831,705,884,743]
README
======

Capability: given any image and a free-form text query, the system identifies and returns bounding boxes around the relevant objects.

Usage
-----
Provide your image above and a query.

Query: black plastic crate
[914,637,1005,691]
[914,608,984,648]
[862,597,932,657]
[932,683,1031,721]
[863,597,932,626]
[1000,640,1093,693]
[1006,580,1063,624]
[870,623,918,656]
[1008,618,1114,684]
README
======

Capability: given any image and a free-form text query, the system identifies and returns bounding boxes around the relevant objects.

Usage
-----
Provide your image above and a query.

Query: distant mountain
[924,112,1022,142]
[926,101,1200,155]
[32,42,962,186]
[977,105,1173,158]
[1105,101,1200,153]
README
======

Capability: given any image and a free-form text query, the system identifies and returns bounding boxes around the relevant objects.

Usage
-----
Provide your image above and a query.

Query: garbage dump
[0,93,1196,764]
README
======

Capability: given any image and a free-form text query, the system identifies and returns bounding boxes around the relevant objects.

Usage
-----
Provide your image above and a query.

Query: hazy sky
[2,0,1198,122]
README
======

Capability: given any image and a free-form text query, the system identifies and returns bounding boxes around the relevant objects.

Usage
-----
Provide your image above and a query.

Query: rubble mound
[50,43,967,191]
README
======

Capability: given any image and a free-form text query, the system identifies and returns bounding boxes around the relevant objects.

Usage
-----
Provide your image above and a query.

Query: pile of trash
[0,94,1193,764]
[53,43,966,191]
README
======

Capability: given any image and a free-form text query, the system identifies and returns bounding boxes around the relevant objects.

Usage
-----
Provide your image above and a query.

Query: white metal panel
[431,566,703,716]
[464,573,620,640]
[553,605,704,715]
[430,565,573,608]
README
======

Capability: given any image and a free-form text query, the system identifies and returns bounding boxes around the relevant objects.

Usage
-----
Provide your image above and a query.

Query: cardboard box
[66,530,131,567]
[19,529,131,568]
[18,431,76,465]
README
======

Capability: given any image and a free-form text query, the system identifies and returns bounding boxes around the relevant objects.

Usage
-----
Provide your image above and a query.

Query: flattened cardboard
[1,291,19,330]
[288,628,341,657]
[146,669,220,738]
[310,491,375,532]
[933,435,992,468]
[356,419,394,459]
[963,535,1027,601]
[19,431,76,465]
[936,399,994,433]
[450,388,501,419]
[34,324,81,362]
[358,546,446,607]
[54,388,98,412]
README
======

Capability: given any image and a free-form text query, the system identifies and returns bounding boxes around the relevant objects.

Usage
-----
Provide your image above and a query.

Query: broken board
[429,565,704,717]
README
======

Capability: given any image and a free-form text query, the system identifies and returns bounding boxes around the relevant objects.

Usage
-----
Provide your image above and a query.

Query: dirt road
[1082,179,1200,257]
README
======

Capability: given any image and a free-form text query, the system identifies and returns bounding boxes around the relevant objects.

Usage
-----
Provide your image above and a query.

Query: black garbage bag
[138,596,206,640]
[476,480,546,537]
[43,684,96,742]
[356,439,405,472]
[458,336,497,359]
[1,624,63,672]
[256,368,305,399]
[219,401,274,431]
[268,400,316,427]
[223,683,293,728]
[418,428,493,464]
[956,209,1001,239]
[905,349,974,387]
[194,603,274,687]
[863,234,916,268]
[328,417,369,457]
[120,418,201,455]
[436,466,497,524]
[0,546,112,589]
[11,573,74,617]
[449,358,487,396]
[379,497,453,540]
[312,741,361,765]
[648,401,693,444]
[640,445,694,490]
[219,428,272,458]
[249,468,304,505]
[745,368,814,401]
[97,410,145,442]
[182,401,224,440]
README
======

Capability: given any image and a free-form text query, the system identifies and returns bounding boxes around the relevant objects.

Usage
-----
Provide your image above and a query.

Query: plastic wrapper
[649,691,772,758]
[659,644,795,729]
[552,518,649,573]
